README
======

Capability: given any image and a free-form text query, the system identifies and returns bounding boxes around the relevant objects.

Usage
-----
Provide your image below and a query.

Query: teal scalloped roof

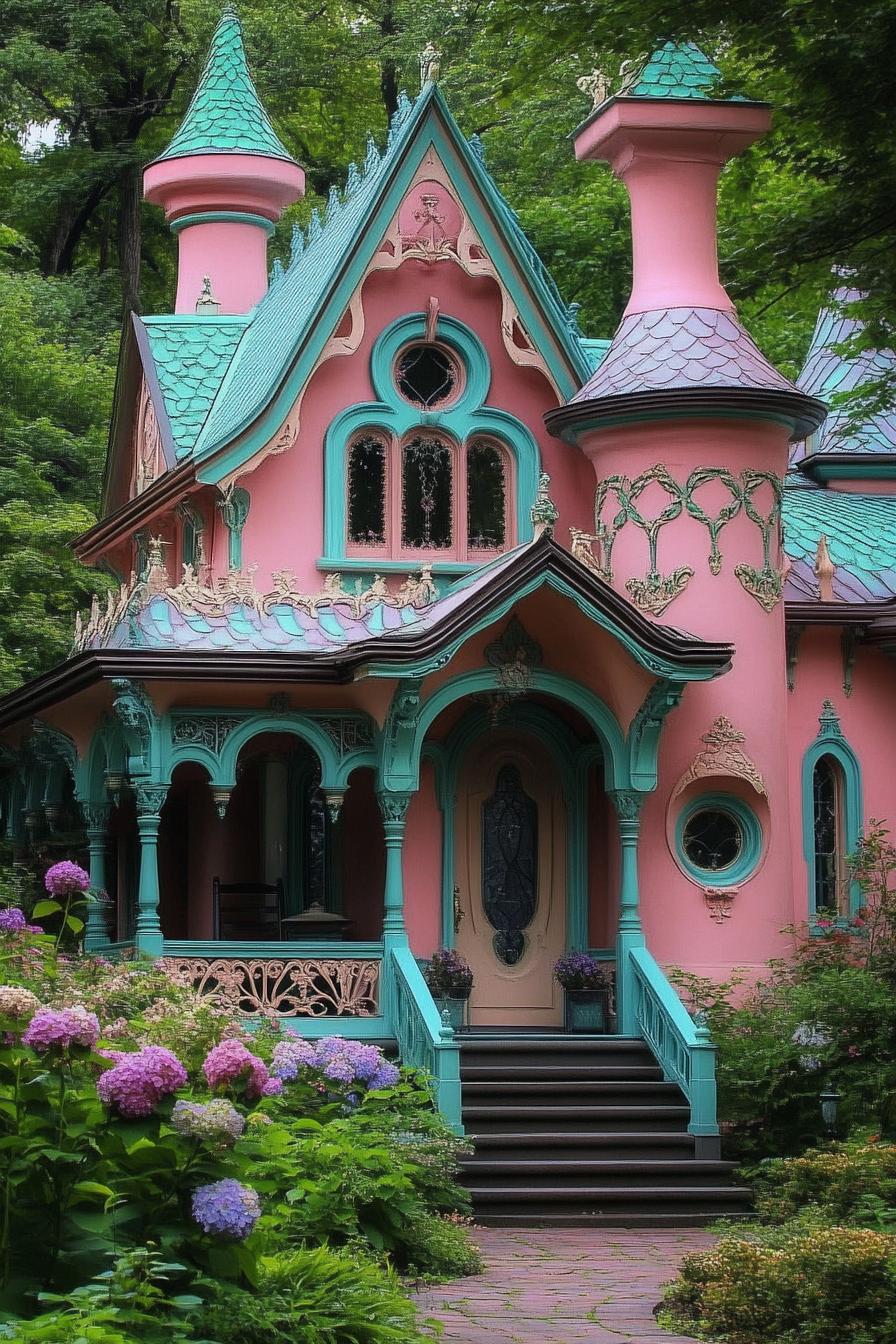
[155,6,296,163]
[626,41,725,100]
[783,487,896,603]
[143,317,248,455]
[187,82,587,459]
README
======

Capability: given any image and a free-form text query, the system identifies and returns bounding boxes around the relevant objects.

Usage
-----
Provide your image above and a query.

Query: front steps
[458,1034,751,1227]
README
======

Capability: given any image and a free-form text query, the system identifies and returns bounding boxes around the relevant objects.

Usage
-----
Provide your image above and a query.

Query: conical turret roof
[622,40,726,100]
[155,5,296,163]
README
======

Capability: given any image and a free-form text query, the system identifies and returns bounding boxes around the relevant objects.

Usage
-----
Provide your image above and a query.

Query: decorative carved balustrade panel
[160,956,380,1017]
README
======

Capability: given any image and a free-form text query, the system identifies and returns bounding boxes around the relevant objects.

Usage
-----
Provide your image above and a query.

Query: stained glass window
[348,436,387,545]
[467,440,506,550]
[682,807,742,873]
[813,756,842,912]
[402,436,452,549]
[481,765,538,965]
[395,344,459,408]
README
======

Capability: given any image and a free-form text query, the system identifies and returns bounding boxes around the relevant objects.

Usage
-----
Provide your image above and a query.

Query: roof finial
[576,68,611,110]
[420,42,441,88]
[531,471,559,538]
[195,275,221,314]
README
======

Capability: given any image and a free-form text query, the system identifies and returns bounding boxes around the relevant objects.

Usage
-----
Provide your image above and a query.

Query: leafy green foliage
[750,1141,896,1227]
[201,1246,427,1344]
[662,1221,896,1344]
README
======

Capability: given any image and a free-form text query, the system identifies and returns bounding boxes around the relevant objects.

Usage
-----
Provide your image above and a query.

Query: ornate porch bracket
[112,679,158,776]
[786,622,804,692]
[841,624,866,698]
[626,679,684,789]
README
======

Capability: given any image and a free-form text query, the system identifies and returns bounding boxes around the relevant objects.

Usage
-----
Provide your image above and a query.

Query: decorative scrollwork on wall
[672,715,766,799]
[172,716,243,755]
[160,957,380,1017]
[591,464,785,614]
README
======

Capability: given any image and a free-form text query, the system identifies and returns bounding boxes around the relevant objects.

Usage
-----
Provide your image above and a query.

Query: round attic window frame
[674,793,763,887]
[393,342,463,410]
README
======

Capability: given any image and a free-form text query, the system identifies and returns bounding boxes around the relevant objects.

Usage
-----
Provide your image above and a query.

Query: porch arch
[195,715,343,790]
[380,667,630,795]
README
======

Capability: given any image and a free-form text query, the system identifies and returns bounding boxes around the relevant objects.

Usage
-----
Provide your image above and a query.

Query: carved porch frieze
[672,716,766,798]
[160,956,380,1017]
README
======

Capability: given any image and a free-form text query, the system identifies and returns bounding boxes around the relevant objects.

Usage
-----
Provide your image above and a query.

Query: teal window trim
[674,792,763,887]
[801,729,863,919]
[323,313,539,565]
[219,487,250,569]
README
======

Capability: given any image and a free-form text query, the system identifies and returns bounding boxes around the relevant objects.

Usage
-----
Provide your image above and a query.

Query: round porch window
[675,793,762,884]
[395,344,459,409]
[682,807,742,874]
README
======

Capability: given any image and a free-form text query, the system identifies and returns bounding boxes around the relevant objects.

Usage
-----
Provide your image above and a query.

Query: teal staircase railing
[628,944,720,1157]
[384,945,463,1134]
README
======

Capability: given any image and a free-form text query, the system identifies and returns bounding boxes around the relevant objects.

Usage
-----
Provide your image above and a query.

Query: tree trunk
[117,161,142,316]
[379,3,399,119]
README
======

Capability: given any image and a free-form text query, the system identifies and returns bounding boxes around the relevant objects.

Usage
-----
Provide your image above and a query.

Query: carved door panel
[455,733,566,1026]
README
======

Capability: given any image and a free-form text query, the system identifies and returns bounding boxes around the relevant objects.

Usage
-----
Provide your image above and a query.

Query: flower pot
[564,988,609,1034]
[434,996,469,1032]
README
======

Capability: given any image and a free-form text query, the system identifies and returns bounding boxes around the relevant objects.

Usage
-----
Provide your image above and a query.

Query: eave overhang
[74,459,199,564]
[0,536,732,731]
[546,387,828,445]
[797,452,896,484]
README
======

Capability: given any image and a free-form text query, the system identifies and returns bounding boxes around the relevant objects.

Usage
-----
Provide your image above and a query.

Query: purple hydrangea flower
[0,908,27,933]
[369,1062,400,1091]
[44,861,91,897]
[23,1005,100,1053]
[97,1045,187,1117]
[270,1037,317,1081]
[191,1179,261,1240]
[172,1098,246,1146]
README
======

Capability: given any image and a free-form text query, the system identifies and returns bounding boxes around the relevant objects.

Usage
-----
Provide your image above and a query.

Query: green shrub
[248,1103,473,1274]
[662,1223,896,1344]
[403,1213,482,1280]
[200,1247,427,1344]
[750,1140,896,1226]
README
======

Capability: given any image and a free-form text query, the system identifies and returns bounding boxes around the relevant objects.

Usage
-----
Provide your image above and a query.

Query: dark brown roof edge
[786,599,896,627]
[545,386,828,444]
[75,458,198,562]
[0,536,733,731]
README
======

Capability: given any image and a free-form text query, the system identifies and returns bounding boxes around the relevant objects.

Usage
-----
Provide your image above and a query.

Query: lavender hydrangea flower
[191,1179,261,1240]
[43,861,91,897]
[0,908,27,933]
[172,1098,246,1146]
[97,1045,187,1117]
[23,1005,100,1053]
[270,1037,317,1081]
[369,1062,400,1091]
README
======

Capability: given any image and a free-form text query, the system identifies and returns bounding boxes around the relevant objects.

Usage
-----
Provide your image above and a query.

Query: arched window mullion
[466,437,509,556]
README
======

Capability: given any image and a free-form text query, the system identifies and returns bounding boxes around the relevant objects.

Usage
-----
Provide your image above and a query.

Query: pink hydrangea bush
[203,1038,282,1099]
[96,1044,188,1118]
[23,1004,100,1053]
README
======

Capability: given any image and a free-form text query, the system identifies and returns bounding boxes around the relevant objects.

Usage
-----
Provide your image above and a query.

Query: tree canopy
[0,0,892,689]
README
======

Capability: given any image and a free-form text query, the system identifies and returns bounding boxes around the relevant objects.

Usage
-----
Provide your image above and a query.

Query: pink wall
[403,760,443,955]
[232,260,594,592]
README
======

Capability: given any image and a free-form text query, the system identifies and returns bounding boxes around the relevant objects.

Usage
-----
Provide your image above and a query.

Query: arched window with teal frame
[801,700,863,919]
[322,313,540,574]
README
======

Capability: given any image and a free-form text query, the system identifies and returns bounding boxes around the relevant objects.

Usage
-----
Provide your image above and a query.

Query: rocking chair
[212,878,285,941]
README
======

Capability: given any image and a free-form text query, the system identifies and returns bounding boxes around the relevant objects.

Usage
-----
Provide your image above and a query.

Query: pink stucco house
[1,13,891,1221]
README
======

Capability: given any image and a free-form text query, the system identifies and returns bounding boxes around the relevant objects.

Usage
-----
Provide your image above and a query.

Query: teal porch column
[376,790,411,950]
[134,784,168,958]
[611,790,645,1037]
[84,804,110,951]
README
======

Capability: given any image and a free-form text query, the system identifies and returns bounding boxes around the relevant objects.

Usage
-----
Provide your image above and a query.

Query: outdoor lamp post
[820,1088,841,1138]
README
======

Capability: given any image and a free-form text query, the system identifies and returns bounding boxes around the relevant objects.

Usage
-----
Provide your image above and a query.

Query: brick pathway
[415,1227,714,1343]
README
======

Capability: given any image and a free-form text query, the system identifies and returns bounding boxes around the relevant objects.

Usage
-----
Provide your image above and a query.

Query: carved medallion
[672,716,766,798]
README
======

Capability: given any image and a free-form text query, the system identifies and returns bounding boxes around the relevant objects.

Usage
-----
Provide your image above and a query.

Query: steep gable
[188,83,590,480]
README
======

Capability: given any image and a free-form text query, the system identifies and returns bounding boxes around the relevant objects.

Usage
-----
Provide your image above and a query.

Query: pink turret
[144,6,304,315]
[547,43,827,983]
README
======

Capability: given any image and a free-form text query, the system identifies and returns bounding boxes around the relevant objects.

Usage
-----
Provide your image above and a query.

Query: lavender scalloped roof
[94,546,527,654]
[569,307,798,404]
[789,288,896,466]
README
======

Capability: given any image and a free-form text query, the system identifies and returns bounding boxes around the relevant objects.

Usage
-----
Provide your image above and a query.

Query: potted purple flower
[424,948,474,1032]
[554,952,612,1033]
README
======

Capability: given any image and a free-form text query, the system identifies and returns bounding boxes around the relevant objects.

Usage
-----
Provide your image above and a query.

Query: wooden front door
[454,732,566,1026]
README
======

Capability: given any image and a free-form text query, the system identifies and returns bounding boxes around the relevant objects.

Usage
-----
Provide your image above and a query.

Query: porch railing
[628,944,719,1153]
[384,945,463,1134]
[159,940,384,1029]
